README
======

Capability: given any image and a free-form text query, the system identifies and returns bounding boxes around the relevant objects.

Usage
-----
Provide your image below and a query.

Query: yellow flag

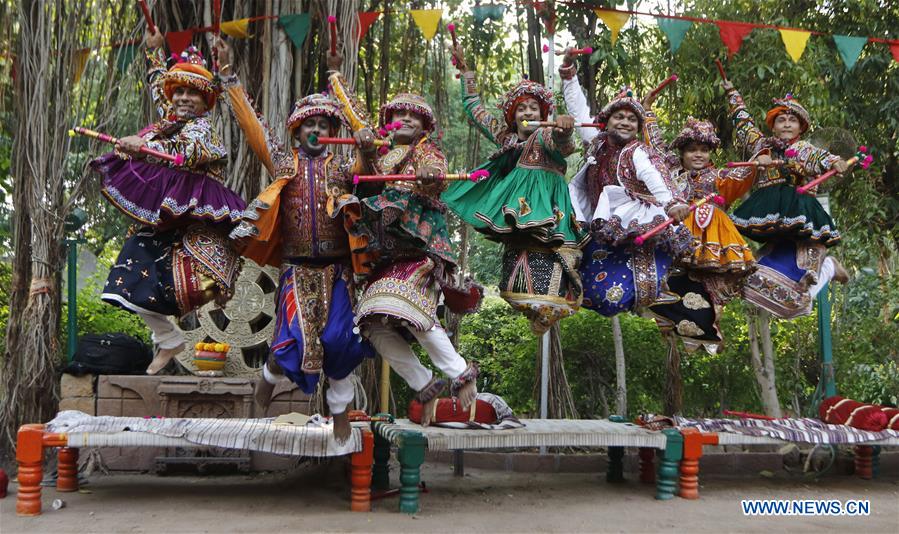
[72,49,90,83]
[409,9,442,41]
[221,18,251,39]
[594,9,630,45]
[779,29,811,63]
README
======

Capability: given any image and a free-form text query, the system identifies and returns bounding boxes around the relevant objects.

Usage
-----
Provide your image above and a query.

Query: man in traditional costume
[216,42,373,441]
[559,57,692,316]
[95,29,245,374]
[643,116,758,352]
[723,81,849,318]
[347,91,479,426]
[442,43,587,334]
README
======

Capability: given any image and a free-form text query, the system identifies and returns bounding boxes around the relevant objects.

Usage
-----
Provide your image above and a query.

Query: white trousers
[262,362,355,415]
[809,256,836,299]
[138,312,185,350]
[365,323,467,392]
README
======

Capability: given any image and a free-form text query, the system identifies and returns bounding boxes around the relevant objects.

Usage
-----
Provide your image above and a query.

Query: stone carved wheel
[173,259,279,377]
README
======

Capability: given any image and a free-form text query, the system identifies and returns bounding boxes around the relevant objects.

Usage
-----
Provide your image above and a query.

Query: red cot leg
[56,447,79,492]
[350,430,374,512]
[16,424,46,516]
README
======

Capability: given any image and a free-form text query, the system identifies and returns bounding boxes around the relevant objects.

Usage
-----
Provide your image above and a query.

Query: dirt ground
[2,461,897,533]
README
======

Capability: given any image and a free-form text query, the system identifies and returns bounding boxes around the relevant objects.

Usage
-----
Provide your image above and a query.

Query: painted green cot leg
[396,431,427,514]
[372,427,391,491]
[656,429,682,500]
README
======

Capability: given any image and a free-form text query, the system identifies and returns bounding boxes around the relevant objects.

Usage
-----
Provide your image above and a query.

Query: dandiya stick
[554,46,593,56]
[715,59,728,81]
[309,135,389,147]
[72,126,185,166]
[725,159,785,168]
[447,22,459,48]
[645,74,678,102]
[353,170,489,184]
[328,15,338,55]
[723,410,776,421]
[521,120,603,128]
[797,145,872,194]
[137,0,156,34]
[634,193,722,246]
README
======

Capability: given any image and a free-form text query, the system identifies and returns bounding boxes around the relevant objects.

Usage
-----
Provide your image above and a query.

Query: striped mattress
[675,417,899,446]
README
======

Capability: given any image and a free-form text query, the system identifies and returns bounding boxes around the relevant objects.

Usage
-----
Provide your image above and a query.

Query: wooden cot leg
[372,428,391,492]
[854,445,873,480]
[871,445,881,478]
[656,429,682,500]
[396,431,426,515]
[56,447,79,492]
[606,446,625,483]
[638,447,656,484]
[16,424,46,516]
[678,428,718,500]
[350,430,374,512]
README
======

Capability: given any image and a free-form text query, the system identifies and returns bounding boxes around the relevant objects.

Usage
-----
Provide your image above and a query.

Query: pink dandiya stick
[554,46,593,56]
[645,74,678,102]
[311,136,389,147]
[796,146,872,194]
[137,0,156,34]
[447,22,459,48]
[521,120,603,128]
[353,170,489,184]
[211,0,221,72]
[634,193,722,246]
[726,159,785,168]
[328,15,338,55]
[72,126,185,166]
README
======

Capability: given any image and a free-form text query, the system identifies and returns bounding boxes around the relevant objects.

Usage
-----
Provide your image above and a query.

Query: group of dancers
[91,27,853,440]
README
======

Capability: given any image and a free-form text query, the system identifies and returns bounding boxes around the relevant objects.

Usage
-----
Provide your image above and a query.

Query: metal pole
[816,194,836,400]
[66,238,78,361]
[538,30,555,456]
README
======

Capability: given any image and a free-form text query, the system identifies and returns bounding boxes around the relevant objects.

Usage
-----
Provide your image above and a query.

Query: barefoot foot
[147,343,184,375]
[254,378,275,412]
[332,411,351,444]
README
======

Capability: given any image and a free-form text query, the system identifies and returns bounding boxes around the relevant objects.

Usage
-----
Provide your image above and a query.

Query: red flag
[716,21,755,58]
[890,42,899,63]
[166,30,195,56]
[357,11,381,41]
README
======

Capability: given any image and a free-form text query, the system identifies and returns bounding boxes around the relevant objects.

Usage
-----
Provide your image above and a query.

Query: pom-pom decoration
[542,44,549,53]
[785,148,798,157]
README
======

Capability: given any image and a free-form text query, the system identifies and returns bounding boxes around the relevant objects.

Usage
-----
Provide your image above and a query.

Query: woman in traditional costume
[643,117,757,352]
[724,82,849,318]
[559,56,692,316]
[442,43,587,334]
[94,28,245,374]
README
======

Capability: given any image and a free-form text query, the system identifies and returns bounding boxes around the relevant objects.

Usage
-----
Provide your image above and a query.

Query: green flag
[115,43,138,73]
[278,13,311,49]
[656,18,692,54]
[833,35,868,70]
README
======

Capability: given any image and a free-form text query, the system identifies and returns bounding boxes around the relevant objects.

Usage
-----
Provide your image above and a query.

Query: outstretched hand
[721,80,734,92]
[832,158,849,174]
[451,43,467,71]
[214,38,232,71]
[666,202,691,222]
[554,114,575,137]
[327,47,343,72]
[145,27,164,49]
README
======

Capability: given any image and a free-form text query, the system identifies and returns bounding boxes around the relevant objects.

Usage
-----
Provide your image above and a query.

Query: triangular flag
[833,35,868,70]
[278,14,310,49]
[472,4,505,24]
[716,21,754,58]
[166,30,195,56]
[656,18,692,54]
[221,18,251,39]
[779,29,811,63]
[891,42,899,63]
[410,9,442,41]
[357,11,381,41]
[594,9,630,46]
[72,49,90,83]
[115,43,138,73]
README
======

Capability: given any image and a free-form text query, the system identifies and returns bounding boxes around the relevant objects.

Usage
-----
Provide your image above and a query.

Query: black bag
[64,333,153,375]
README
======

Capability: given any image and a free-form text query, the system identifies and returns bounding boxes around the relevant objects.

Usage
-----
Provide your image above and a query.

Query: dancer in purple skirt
[93,28,246,374]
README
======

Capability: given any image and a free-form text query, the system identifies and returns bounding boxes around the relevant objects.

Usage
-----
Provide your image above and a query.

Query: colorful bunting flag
[357,11,381,41]
[472,4,505,24]
[656,18,692,54]
[221,18,251,39]
[779,29,811,63]
[832,35,868,70]
[115,43,138,73]
[716,21,754,57]
[72,49,90,83]
[278,13,310,49]
[165,30,195,56]
[410,9,442,41]
[594,9,630,45]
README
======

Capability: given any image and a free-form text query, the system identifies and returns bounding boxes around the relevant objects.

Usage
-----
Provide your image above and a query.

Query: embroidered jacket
[140,47,227,180]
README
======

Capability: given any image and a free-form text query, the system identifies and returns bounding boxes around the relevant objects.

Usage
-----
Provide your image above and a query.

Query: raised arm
[144,28,171,119]
[558,65,597,144]
[459,71,505,146]
[724,82,765,158]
